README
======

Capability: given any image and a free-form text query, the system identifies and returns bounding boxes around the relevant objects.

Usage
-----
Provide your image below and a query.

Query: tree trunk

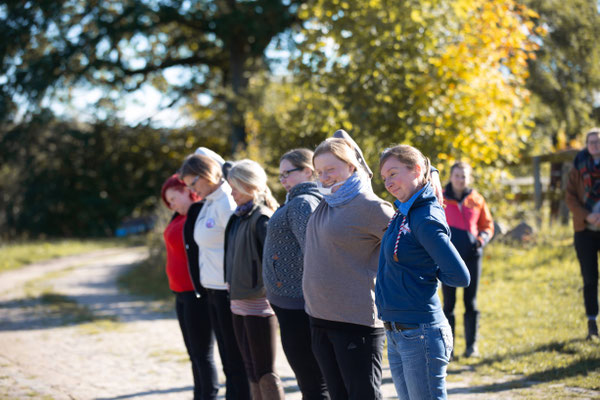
[227,42,249,155]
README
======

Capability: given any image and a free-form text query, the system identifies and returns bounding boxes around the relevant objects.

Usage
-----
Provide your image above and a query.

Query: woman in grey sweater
[263,149,329,400]
[303,134,394,400]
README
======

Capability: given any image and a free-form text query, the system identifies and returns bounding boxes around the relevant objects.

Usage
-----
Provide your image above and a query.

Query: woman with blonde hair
[179,148,251,400]
[376,144,470,400]
[303,131,395,400]
[224,159,284,400]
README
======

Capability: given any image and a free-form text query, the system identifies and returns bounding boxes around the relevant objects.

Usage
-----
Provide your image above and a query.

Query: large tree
[523,0,600,147]
[0,0,304,153]
[259,0,540,172]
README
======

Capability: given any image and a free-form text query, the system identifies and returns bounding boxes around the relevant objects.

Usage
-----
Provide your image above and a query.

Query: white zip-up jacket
[193,181,236,290]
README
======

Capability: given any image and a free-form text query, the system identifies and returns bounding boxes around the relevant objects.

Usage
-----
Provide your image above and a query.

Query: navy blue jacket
[375,183,470,325]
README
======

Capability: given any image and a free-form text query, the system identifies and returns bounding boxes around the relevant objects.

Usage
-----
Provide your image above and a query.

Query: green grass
[37,292,100,324]
[117,256,174,301]
[0,237,144,273]
[77,319,125,335]
[447,224,600,396]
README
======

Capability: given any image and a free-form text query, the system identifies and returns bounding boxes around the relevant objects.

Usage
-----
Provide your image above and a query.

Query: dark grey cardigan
[262,182,322,309]
[224,203,273,300]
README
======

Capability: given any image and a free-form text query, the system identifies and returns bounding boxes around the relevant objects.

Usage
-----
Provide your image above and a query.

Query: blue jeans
[386,321,453,400]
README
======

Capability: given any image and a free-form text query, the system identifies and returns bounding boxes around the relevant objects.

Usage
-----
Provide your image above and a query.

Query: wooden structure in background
[532,148,579,227]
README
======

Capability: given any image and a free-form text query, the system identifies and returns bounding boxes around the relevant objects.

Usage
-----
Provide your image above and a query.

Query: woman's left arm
[255,215,270,259]
[414,218,470,287]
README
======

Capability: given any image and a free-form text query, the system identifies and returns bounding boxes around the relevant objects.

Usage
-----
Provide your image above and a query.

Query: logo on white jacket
[205,218,216,228]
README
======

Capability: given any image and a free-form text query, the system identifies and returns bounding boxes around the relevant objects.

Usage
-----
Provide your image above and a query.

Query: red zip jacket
[443,184,494,251]
[164,213,195,292]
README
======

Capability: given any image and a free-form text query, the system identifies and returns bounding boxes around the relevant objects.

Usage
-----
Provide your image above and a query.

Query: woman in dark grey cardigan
[263,149,329,400]
[224,159,284,400]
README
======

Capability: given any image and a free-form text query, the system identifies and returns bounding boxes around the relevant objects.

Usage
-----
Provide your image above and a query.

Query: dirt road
[0,248,394,399]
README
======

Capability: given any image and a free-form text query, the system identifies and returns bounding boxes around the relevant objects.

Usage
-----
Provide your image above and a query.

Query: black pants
[575,230,600,317]
[175,291,218,400]
[232,313,279,383]
[442,248,482,316]
[272,305,329,400]
[310,321,384,400]
[205,290,251,400]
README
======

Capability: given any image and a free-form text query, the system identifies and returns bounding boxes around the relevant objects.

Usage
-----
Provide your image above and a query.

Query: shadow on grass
[0,292,119,331]
[469,339,590,367]
[448,339,600,394]
[449,356,600,394]
[0,290,172,332]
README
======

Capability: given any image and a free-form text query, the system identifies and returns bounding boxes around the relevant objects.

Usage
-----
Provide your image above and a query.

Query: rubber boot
[447,314,455,360]
[258,372,285,400]
[464,311,480,358]
[587,319,599,340]
[250,381,263,400]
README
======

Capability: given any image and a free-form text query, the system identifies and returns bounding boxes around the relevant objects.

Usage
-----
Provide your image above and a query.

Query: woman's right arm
[565,167,590,221]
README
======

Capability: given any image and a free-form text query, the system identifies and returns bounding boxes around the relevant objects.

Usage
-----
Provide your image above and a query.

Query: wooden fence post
[533,156,542,228]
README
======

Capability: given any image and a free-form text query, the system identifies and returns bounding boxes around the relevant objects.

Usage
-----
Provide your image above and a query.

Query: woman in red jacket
[442,162,494,358]
[161,174,219,400]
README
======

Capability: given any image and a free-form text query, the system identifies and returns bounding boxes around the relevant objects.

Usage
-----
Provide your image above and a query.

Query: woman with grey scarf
[302,132,394,400]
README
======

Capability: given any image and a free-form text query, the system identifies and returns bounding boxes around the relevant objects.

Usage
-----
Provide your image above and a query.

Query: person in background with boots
[441,162,494,358]
[225,160,285,400]
[566,128,600,340]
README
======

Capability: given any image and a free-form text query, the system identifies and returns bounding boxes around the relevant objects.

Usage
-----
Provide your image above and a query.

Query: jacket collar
[287,181,322,203]
[443,182,472,202]
[394,182,441,215]
[205,181,230,203]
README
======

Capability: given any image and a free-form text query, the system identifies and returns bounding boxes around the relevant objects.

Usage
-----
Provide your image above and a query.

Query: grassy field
[447,224,600,397]
[0,237,144,273]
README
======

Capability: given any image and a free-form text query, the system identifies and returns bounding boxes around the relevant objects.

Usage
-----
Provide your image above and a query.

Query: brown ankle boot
[250,381,262,400]
[258,372,284,400]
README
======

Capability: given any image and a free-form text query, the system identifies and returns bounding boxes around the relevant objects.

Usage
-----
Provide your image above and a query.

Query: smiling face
[587,132,600,160]
[279,159,312,192]
[164,187,194,215]
[450,167,472,195]
[313,152,355,193]
[380,157,422,202]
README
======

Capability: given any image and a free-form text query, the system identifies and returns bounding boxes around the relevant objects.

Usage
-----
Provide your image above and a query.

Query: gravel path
[0,248,393,400]
[1,248,589,399]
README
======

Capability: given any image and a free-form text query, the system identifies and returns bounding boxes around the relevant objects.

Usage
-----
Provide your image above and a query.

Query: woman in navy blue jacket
[375,145,470,400]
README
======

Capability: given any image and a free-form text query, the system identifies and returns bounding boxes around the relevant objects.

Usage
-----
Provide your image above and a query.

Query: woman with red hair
[161,174,219,400]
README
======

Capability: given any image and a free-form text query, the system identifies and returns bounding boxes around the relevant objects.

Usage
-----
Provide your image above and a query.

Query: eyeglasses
[186,175,201,189]
[279,167,302,180]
